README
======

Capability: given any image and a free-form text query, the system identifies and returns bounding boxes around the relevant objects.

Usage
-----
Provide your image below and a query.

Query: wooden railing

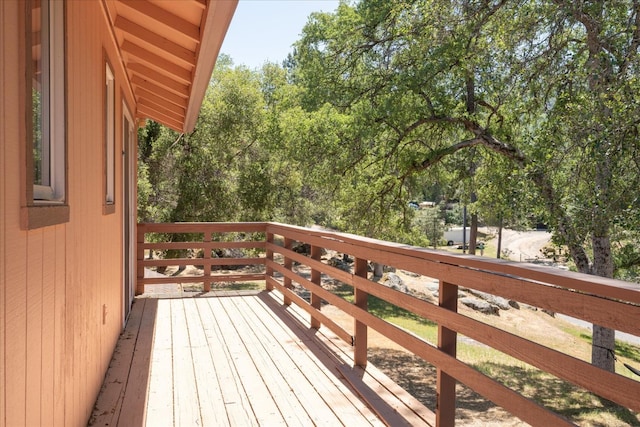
[137,222,267,294]
[137,222,640,426]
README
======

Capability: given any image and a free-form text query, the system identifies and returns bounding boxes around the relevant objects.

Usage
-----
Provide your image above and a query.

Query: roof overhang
[105,0,237,133]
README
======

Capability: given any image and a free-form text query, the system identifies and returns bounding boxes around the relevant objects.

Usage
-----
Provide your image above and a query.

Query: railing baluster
[436,280,458,427]
[310,245,322,329]
[203,232,211,292]
[353,257,368,367]
[136,226,146,295]
[266,232,274,291]
[283,237,293,306]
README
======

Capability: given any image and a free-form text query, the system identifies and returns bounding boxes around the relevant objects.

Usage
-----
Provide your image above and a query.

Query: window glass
[105,63,115,206]
[31,0,65,202]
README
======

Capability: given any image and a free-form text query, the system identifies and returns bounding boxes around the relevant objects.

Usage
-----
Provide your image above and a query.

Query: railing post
[266,232,274,290]
[283,237,293,306]
[310,245,322,329]
[136,225,145,295]
[436,280,458,427]
[353,257,368,367]
[203,232,211,292]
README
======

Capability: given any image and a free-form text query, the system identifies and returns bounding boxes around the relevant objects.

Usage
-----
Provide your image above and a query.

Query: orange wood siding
[0,3,6,426]
[1,1,135,426]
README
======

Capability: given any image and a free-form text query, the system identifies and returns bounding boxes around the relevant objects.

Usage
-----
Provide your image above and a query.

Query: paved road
[497,228,552,262]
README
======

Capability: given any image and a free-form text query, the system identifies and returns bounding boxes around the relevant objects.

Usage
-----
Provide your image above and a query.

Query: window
[104,62,115,214]
[23,0,68,228]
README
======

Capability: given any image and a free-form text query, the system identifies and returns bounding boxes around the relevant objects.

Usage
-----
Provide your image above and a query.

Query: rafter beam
[117,0,200,42]
[114,16,196,67]
[136,88,186,117]
[128,62,190,96]
[138,105,183,132]
[138,98,184,123]
[131,75,187,108]
[121,41,192,84]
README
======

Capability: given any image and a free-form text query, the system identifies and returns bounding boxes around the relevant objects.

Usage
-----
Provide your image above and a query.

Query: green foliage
[139,2,640,299]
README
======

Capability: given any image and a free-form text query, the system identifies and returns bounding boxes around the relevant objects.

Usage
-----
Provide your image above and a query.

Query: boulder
[467,289,512,310]
[383,272,408,293]
[460,297,499,315]
[328,256,352,272]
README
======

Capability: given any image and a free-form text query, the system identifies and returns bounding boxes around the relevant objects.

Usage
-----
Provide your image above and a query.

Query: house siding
[1,1,135,426]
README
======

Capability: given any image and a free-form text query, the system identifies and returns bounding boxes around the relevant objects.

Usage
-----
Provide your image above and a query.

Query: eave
[104,0,237,133]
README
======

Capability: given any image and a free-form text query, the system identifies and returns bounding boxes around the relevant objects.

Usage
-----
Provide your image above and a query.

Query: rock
[292,242,311,255]
[460,298,499,315]
[402,270,420,278]
[213,248,245,270]
[383,272,408,293]
[508,300,520,310]
[328,256,352,272]
[467,289,512,310]
[425,284,439,293]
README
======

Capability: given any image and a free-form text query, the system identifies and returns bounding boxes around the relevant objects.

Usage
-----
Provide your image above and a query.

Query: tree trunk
[589,154,616,372]
[373,262,384,277]
[468,211,478,256]
[496,216,503,259]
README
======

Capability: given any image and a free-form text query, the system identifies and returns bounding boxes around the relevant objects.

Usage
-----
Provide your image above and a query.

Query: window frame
[103,59,116,215]
[21,0,69,229]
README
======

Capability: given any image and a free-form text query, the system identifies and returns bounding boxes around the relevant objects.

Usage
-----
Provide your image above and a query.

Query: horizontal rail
[142,257,265,267]
[137,222,640,426]
[137,222,267,293]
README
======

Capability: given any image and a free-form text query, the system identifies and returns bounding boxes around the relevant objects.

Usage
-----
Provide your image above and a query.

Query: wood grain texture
[93,293,420,426]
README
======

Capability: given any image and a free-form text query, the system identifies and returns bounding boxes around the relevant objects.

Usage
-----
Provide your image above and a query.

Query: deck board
[91,290,435,427]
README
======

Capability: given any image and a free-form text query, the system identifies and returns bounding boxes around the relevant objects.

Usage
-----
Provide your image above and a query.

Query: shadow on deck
[90,290,435,427]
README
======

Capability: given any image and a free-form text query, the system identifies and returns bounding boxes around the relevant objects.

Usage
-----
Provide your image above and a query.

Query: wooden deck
[90,290,435,427]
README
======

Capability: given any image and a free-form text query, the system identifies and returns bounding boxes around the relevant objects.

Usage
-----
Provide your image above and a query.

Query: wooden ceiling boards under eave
[105,0,237,132]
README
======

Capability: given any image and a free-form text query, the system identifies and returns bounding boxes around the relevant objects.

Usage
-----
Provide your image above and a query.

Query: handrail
[137,222,640,426]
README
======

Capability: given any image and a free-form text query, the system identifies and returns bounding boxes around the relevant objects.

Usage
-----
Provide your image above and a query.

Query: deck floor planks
[118,299,157,427]
[205,295,287,426]
[92,290,437,427]
[90,298,146,427]
[267,291,435,427]
[182,297,231,427]
[223,292,326,426]
[238,292,383,426]
[256,292,387,426]
[145,299,174,427]
[170,298,203,426]
[198,300,258,426]
[196,294,258,427]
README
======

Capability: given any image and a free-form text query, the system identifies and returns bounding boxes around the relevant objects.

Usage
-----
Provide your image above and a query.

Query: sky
[220,0,340,69]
